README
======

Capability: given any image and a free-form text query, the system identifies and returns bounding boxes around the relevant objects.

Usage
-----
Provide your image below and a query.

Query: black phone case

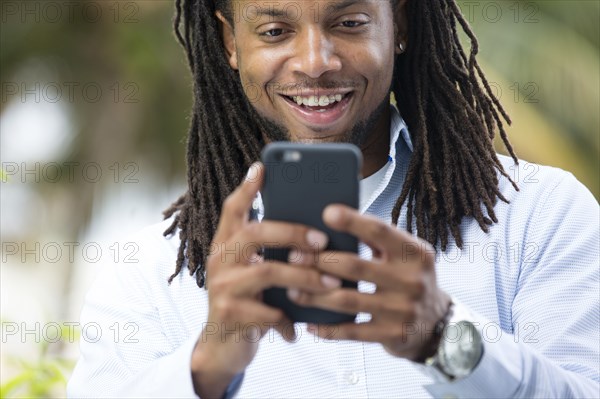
[261,142,362,324]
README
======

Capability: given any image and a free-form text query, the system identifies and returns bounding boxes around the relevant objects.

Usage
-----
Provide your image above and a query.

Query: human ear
[216,11,238,70]
[394,0,409,54]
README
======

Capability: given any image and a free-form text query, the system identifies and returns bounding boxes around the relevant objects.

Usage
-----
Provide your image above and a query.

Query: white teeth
[291,94,346,107]
[307,96,319,106]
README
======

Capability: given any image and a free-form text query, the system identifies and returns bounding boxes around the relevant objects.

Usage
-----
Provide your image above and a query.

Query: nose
[290,27,342,78]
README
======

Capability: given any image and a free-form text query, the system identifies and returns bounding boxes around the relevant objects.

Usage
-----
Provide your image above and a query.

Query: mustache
[269,80,359,93]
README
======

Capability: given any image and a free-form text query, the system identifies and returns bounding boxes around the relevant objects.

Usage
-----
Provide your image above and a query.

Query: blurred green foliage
[461,0,599,196]
[0,323,79,398]
[2,1,598,201]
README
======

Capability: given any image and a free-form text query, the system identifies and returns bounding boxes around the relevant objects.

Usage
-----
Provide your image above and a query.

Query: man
[68,0,599,397]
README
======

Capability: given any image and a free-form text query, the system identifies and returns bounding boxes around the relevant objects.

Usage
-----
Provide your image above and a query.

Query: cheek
[239,54,282,101]
[237,67,269,110]
[353,47,395,94]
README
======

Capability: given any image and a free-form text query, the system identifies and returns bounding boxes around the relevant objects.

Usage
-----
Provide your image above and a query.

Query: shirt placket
[335,339,369,398]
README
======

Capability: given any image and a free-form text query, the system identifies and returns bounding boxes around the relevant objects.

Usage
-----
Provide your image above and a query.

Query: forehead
[229,0,388,21]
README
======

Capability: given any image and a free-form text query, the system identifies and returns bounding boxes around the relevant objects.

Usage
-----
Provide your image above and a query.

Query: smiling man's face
[218,0,403,147]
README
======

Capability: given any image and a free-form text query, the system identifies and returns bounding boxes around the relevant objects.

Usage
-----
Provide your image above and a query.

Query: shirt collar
[390,103,413,154]
[252,104,412,220]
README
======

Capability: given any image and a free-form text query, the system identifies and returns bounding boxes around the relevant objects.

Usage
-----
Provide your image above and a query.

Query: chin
[291,134,346,144]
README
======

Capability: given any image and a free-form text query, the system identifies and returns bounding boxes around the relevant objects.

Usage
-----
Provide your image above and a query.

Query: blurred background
[0,0,598,396]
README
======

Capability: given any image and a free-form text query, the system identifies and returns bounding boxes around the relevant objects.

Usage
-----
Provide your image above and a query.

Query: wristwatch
[424,301,484,382]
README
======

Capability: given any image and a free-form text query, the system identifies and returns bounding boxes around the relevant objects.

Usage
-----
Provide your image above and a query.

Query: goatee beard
[257,95,390,149]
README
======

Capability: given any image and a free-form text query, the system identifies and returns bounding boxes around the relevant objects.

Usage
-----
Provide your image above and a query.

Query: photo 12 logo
[1,2,140,24]
[457,1,540,24]
[1,162,139,184]
[1,241,140,264]
[1,82,140,104]
[1,321,140,344]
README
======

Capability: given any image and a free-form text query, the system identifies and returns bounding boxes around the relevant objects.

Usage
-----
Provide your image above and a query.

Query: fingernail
[288,249,301,263]
[246,163,259,182]
[306,230,328,247]
[321,274,341,288]
[287,288,300,301]
[306,324,317,333]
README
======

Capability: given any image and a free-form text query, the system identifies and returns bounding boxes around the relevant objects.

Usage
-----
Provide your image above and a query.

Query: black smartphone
[260,142,362,324]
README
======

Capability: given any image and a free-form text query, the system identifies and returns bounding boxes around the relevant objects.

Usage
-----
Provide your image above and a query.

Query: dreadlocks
[164,0,519,288]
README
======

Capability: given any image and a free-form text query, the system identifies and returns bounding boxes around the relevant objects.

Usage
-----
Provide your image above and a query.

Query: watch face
[440,321,483,379]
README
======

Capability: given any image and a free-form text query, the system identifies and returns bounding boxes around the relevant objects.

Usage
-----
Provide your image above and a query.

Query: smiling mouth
[279,92,354,127]
[282,93,353,112]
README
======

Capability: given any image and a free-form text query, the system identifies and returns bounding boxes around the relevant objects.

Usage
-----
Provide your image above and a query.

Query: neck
[360,104,391,178]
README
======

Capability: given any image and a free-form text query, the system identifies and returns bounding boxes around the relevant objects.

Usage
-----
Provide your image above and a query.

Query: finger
[322,205,402,255]
[272,321,298,343]
[323,205,434,261]
[230,262,342,296]
[314,252,389,285]
[314,251,433,297]
[288,288,413,316]
[287,249,315,266]
[214,162,264,242]
[239,303,296,343]
[307,321,391,343]
[232,220,329,256]
[208,298,288,338]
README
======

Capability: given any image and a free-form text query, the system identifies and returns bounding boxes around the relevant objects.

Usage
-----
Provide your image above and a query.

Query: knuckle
[207,274,228,292]
[346,259,363,278]
[286,226,307,249]
[369,222,390,239]
[420,241,436,265]
[244,221,262,237]
[302,270,319,289]
[337,210,353,229]
[423,252,435,267]
[213,299,236,320]
[338,292,359,311]
[412,278,426,298]
[344,327,359,341]
[255,264,273,279]
[271,309,286,323]
[294,291,309,305]
[222,195,237,214]
[380,300,396,314]
[403,306,417,322]
[389,324,405,340]
[274,308,286,320]
[205,253,218,272]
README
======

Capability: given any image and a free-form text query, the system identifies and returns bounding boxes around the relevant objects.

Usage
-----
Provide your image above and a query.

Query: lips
[280,92,353,127]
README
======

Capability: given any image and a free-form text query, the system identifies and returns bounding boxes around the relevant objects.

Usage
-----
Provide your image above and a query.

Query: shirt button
[344,370,360,385]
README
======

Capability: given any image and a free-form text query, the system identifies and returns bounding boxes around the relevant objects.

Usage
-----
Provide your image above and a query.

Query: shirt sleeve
[426,172,600,398]
[67,251,199,398]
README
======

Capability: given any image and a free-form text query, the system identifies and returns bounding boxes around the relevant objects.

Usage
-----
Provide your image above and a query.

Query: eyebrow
[254,6,285,18]
[327,0,363,13]
[253,0,364,18]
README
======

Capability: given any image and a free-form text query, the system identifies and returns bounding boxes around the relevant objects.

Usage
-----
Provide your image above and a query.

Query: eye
[340,20,364,28]
[258,27,293,42]
[262,28,285,37]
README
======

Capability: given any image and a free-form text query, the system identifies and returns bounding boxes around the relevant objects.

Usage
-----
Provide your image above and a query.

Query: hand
[191,163,342,398]
[286,204,451,361]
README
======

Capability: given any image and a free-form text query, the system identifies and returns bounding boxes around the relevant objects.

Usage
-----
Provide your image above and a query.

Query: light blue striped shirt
[68,106,600,398]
